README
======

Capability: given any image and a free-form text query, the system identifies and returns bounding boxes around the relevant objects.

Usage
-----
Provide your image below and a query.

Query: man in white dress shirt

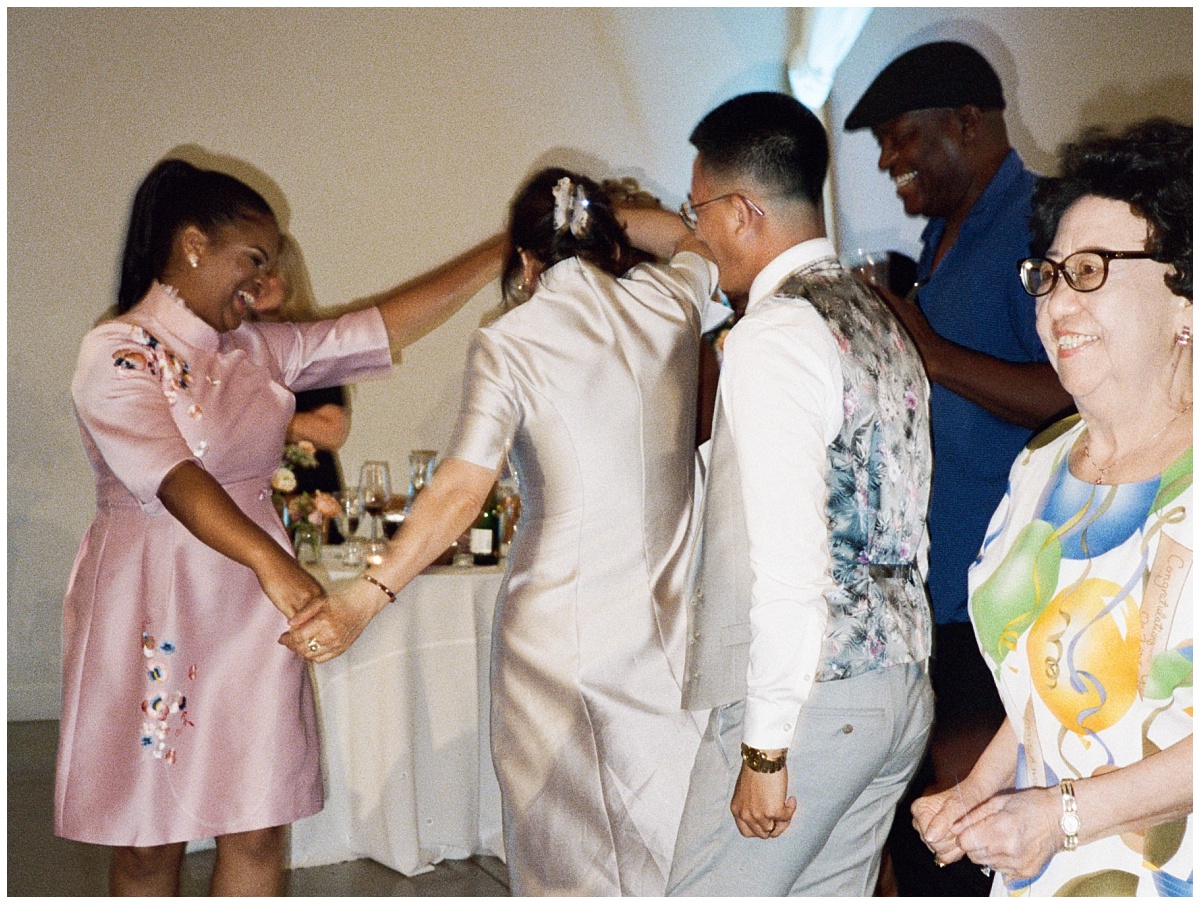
[660,92,936,895]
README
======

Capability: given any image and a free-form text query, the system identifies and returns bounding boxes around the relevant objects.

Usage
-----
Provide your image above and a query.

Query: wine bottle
[470,489,500,566]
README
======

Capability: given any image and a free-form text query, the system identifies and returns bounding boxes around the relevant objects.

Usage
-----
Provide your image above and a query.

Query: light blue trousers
[667,661,934,896]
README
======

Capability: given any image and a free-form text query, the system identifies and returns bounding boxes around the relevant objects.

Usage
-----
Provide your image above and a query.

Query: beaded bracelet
[361,573,397,604]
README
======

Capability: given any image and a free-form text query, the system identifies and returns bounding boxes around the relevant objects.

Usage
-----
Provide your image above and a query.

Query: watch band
[740,743,787,774]
[1059,778,1080,851]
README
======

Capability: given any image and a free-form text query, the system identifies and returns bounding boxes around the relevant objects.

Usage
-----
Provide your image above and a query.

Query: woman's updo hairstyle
[117,159,276,312]
[1031,118,1192,300]
[502,167,636,307]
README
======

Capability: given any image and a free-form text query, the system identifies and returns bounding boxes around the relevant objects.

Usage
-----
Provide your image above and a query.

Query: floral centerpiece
[271,442,341,551]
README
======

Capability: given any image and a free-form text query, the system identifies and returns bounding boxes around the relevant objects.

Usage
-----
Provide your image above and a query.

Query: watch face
[1061,812,1081,835]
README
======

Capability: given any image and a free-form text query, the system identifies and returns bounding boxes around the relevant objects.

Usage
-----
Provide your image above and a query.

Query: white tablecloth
[287,557,507,874]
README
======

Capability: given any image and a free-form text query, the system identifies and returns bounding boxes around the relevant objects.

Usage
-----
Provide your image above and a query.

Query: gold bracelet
[740,743,787,774]
[361,573,397,604]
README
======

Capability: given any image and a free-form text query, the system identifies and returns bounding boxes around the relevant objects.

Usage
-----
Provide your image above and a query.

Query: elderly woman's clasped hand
[278,577,390,663]
[913,779,1063,880]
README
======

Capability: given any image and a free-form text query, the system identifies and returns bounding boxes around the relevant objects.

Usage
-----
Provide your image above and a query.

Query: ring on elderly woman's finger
[765,821,776,835]
[307,638,321,654]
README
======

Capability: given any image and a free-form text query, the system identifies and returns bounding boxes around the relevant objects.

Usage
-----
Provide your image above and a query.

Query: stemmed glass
[841,248,890,290]
[406,450,437,514]
[359,461,392,543]
[337,486,363,541]
[495,444,521,553]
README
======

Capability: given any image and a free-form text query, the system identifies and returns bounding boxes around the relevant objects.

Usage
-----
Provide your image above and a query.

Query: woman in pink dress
[58,158,502,895]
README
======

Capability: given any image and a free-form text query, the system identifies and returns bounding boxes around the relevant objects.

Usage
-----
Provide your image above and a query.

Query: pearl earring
[188,253,199,269]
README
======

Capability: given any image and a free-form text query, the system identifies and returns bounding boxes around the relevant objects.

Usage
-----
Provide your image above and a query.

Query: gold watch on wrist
[740,743,787,774]
[1059,778,1080,851]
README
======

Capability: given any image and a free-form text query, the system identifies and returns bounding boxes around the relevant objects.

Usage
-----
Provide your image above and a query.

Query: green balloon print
[971,519,1062,670]
[1145,648,1194,700]
[1153,447,1193,513]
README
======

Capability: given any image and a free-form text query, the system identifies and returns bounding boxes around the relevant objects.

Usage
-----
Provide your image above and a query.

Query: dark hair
[502,168,634,306]
[117,159,276,312]
[689,91,828,207]
[1031,118,1192,299]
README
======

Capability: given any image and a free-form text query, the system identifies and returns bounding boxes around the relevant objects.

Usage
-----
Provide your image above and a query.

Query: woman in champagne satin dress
[287,169,727,894]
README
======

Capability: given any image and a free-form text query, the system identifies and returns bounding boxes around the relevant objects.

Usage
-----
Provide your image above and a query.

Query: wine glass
[495,443,521,553]
[495,476,521,551]
[359,461,392,543]
[406,450,437,513]
[337,486,362,542]
[840,248,891,290]
[382,495,408,541]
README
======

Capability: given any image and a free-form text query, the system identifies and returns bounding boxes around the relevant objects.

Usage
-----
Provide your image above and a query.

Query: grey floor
[8,720,510,896]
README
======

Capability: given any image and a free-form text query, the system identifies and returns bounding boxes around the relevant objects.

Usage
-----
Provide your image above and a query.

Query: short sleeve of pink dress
[56,283,391,846]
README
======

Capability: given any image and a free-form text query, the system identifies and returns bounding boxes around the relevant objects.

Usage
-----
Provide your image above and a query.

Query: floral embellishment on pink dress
[139,629,194,763]
[112,327,192,405]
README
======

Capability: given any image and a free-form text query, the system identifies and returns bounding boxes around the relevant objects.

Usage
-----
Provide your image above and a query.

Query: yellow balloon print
[1026,578,1140,735]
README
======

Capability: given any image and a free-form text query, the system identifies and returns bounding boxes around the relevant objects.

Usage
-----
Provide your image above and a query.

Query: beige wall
[8,8,1192,719]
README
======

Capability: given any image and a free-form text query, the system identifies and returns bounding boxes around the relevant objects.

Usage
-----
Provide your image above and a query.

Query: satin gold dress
[446,253,718,895]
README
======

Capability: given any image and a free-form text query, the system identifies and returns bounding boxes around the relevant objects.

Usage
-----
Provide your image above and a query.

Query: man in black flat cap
[845,41,1072,896]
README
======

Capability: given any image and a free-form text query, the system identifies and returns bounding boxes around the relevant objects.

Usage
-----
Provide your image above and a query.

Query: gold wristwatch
[1059,778,1080,851]
[740,743,787,774]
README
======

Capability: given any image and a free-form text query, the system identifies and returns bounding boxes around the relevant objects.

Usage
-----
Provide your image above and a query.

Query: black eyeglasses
[678,193,766,230]
[1019,250,1156,297]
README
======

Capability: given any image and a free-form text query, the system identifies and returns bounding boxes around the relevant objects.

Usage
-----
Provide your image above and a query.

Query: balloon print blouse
[969,415,1192,897]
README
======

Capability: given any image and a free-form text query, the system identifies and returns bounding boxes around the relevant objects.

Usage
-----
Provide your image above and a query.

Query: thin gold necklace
[1082,405,1192,485]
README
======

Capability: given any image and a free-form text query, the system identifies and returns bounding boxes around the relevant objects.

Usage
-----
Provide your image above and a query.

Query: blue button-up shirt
[916,150,1047,625]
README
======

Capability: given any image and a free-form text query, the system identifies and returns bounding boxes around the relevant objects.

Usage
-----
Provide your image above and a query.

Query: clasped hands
[277,579,384,664]
[912,783,1061,881]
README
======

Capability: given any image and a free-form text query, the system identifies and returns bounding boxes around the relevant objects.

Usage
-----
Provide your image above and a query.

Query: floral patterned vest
[682,261,933,711]
[781,263,933,679]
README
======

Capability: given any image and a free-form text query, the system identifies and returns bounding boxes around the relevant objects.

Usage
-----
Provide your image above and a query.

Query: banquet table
[286,552,507,874]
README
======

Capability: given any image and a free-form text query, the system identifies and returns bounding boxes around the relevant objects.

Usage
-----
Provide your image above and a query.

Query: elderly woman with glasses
[283,167,730,895]
[912,118,1192,896]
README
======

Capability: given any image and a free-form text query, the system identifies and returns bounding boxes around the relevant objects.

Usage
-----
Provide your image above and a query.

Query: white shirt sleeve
[719,298,843,750]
